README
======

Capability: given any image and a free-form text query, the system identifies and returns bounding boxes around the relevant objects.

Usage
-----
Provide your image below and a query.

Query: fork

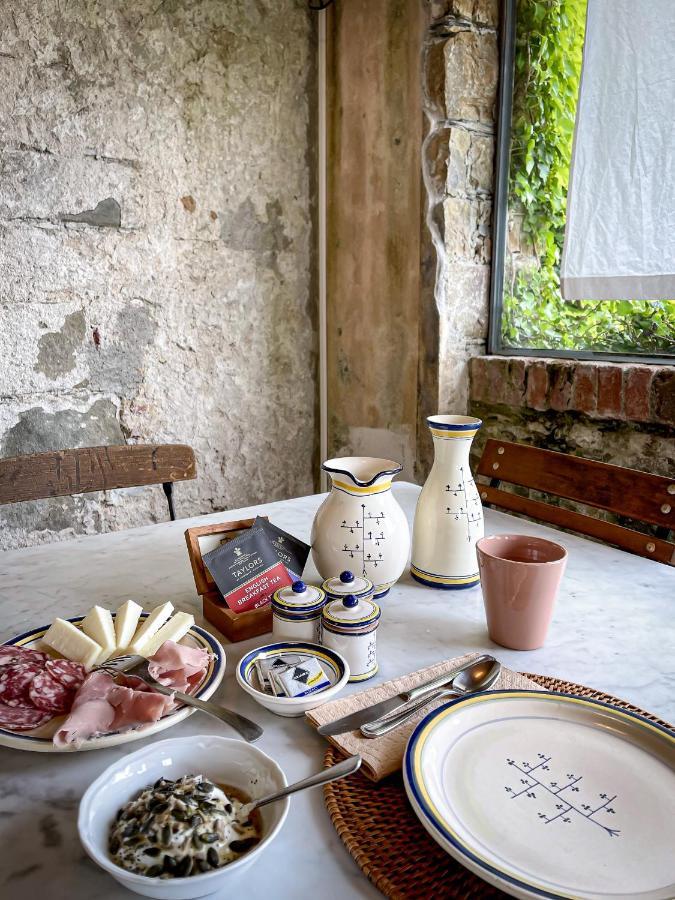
[98,655,263,743]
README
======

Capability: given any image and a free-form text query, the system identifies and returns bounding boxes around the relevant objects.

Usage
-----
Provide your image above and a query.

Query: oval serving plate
[403,690,675,900]
[0,615,225,753]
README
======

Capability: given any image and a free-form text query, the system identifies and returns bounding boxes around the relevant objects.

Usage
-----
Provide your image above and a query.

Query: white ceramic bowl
[236,640,350,717]
[78,734,288,899]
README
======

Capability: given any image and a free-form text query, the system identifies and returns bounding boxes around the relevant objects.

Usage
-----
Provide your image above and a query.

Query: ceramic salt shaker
[321,569,375,605]
[272,580,326,642]
[320,583,380,683]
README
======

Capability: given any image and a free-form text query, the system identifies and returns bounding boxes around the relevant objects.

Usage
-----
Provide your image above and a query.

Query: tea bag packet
[254,517,310,581]
[202,526,294,613]
[272,657,331,698]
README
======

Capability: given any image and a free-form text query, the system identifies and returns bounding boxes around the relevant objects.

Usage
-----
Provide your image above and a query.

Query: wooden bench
[0,444,196,521]
[476,439,675,565]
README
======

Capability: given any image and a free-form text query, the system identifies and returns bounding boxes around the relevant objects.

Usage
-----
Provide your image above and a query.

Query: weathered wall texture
[423,0,498,419]
[0,0,316,550]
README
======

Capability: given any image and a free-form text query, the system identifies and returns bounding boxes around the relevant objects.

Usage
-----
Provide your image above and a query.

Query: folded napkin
[305,652,544,781]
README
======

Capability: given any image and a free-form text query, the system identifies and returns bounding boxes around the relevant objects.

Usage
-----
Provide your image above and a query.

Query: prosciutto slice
[53,671,117,745]
[53,641,209,748]
[147,641,209,692]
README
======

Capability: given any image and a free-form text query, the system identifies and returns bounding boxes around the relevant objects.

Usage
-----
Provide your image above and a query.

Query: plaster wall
[0,0,317,549]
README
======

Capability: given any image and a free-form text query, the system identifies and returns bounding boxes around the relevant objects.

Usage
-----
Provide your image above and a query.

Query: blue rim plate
[0,614,225,753]
[403,690,675,900]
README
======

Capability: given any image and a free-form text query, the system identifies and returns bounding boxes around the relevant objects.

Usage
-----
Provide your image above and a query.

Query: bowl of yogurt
[78,734,288,899]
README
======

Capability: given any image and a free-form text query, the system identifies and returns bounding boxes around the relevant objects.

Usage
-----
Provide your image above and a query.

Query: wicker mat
[322,673,673,899]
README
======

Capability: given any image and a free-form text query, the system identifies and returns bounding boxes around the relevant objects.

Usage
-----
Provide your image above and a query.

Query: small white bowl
[236,640,350,717]
[78,734,288,899]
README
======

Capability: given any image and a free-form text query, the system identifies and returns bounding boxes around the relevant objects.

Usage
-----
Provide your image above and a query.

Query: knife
[316,654,496,736]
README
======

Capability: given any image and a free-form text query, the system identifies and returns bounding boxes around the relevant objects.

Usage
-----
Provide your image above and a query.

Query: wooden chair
[0,444,196,521]
[476,439,675,565]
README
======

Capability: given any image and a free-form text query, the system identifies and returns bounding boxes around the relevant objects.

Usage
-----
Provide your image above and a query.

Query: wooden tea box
[184,518,273,642]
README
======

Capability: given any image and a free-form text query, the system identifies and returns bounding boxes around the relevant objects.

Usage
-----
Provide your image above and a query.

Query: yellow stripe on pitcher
[429,428,479,441]
[331,479,392,495]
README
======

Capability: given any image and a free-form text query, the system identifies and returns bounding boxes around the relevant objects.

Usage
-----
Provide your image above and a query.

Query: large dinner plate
[0,615,225,753]
[403,690,675,900]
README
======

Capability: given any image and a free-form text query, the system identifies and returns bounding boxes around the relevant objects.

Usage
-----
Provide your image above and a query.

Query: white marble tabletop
[0,482,673,899]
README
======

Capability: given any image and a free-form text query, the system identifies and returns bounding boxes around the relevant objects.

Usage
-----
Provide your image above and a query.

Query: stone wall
[423,0,498,417]
[0,0,317,550]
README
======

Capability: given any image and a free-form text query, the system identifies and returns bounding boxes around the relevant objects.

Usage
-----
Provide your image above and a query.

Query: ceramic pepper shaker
[272,580,326,642]
[320,590,381,683]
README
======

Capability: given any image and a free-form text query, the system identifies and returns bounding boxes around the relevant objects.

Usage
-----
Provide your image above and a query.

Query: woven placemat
[323,673,673,899]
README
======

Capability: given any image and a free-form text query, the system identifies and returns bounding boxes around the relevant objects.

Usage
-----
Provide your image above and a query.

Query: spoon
[360,658,501,739]
[239,755,362,818]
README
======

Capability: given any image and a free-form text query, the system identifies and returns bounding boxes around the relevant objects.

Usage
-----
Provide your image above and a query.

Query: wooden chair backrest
[476,439,675,565]
[0,445,196,514]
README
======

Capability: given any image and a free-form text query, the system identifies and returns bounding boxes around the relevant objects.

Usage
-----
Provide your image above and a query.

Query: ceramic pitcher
[410,415,483,589]
[310,457,410,597]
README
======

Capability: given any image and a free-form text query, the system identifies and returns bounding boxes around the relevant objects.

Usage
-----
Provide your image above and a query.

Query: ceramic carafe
[410,415,483,589]
[310,457,410,597]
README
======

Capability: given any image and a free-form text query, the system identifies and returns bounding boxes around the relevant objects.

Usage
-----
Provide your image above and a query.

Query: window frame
[487,0,675,366]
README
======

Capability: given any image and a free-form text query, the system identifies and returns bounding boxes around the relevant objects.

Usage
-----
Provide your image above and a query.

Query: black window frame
[488,0,675,366]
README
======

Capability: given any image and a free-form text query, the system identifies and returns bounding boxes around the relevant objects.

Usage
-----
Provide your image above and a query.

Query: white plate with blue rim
[0,615,225,753]
[403,690,675,900]
[236,641,349,717]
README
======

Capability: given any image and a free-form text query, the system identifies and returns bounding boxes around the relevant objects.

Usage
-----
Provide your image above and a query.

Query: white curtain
[560,0,675,300]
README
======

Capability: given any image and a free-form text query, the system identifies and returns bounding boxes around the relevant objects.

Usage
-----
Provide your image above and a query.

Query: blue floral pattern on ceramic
[444,466,482,543]
[340,503,387,574]
[504,752,621,837]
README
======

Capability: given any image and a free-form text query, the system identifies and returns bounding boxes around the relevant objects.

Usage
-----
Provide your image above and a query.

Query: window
[489,0,675,363]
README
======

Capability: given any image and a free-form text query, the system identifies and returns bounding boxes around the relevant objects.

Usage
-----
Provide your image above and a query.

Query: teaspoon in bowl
[239,754,362,819]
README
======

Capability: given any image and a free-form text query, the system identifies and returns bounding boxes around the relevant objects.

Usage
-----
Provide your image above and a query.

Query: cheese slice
[43,618,102,670]
[143,611,195,658]
[128,601,174,655]
[81,606,117,664]
[114,600,143,652]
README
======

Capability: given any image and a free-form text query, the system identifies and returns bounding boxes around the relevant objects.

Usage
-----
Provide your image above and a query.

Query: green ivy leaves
[502,0,675,356]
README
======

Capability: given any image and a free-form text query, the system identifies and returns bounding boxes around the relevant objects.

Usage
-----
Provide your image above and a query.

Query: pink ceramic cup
[476,534,568,651]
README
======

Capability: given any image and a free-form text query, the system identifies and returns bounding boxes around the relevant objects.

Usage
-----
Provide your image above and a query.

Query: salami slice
[46,658,86,690]
[0,662,43,705]
[0,702,53,732]
[0,645,47,668]
[28,670,74,714]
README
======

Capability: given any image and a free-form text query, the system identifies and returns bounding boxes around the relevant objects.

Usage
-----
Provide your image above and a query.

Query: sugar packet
[270,657,331,698]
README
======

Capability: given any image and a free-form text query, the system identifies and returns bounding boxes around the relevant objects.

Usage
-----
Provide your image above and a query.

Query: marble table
[0,483,673,899]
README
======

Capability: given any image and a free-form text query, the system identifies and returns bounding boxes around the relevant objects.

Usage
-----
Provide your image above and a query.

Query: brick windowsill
[469,356,675,426]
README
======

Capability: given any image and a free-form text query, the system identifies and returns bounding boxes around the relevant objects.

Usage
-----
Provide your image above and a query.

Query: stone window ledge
[469,356,675,426]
